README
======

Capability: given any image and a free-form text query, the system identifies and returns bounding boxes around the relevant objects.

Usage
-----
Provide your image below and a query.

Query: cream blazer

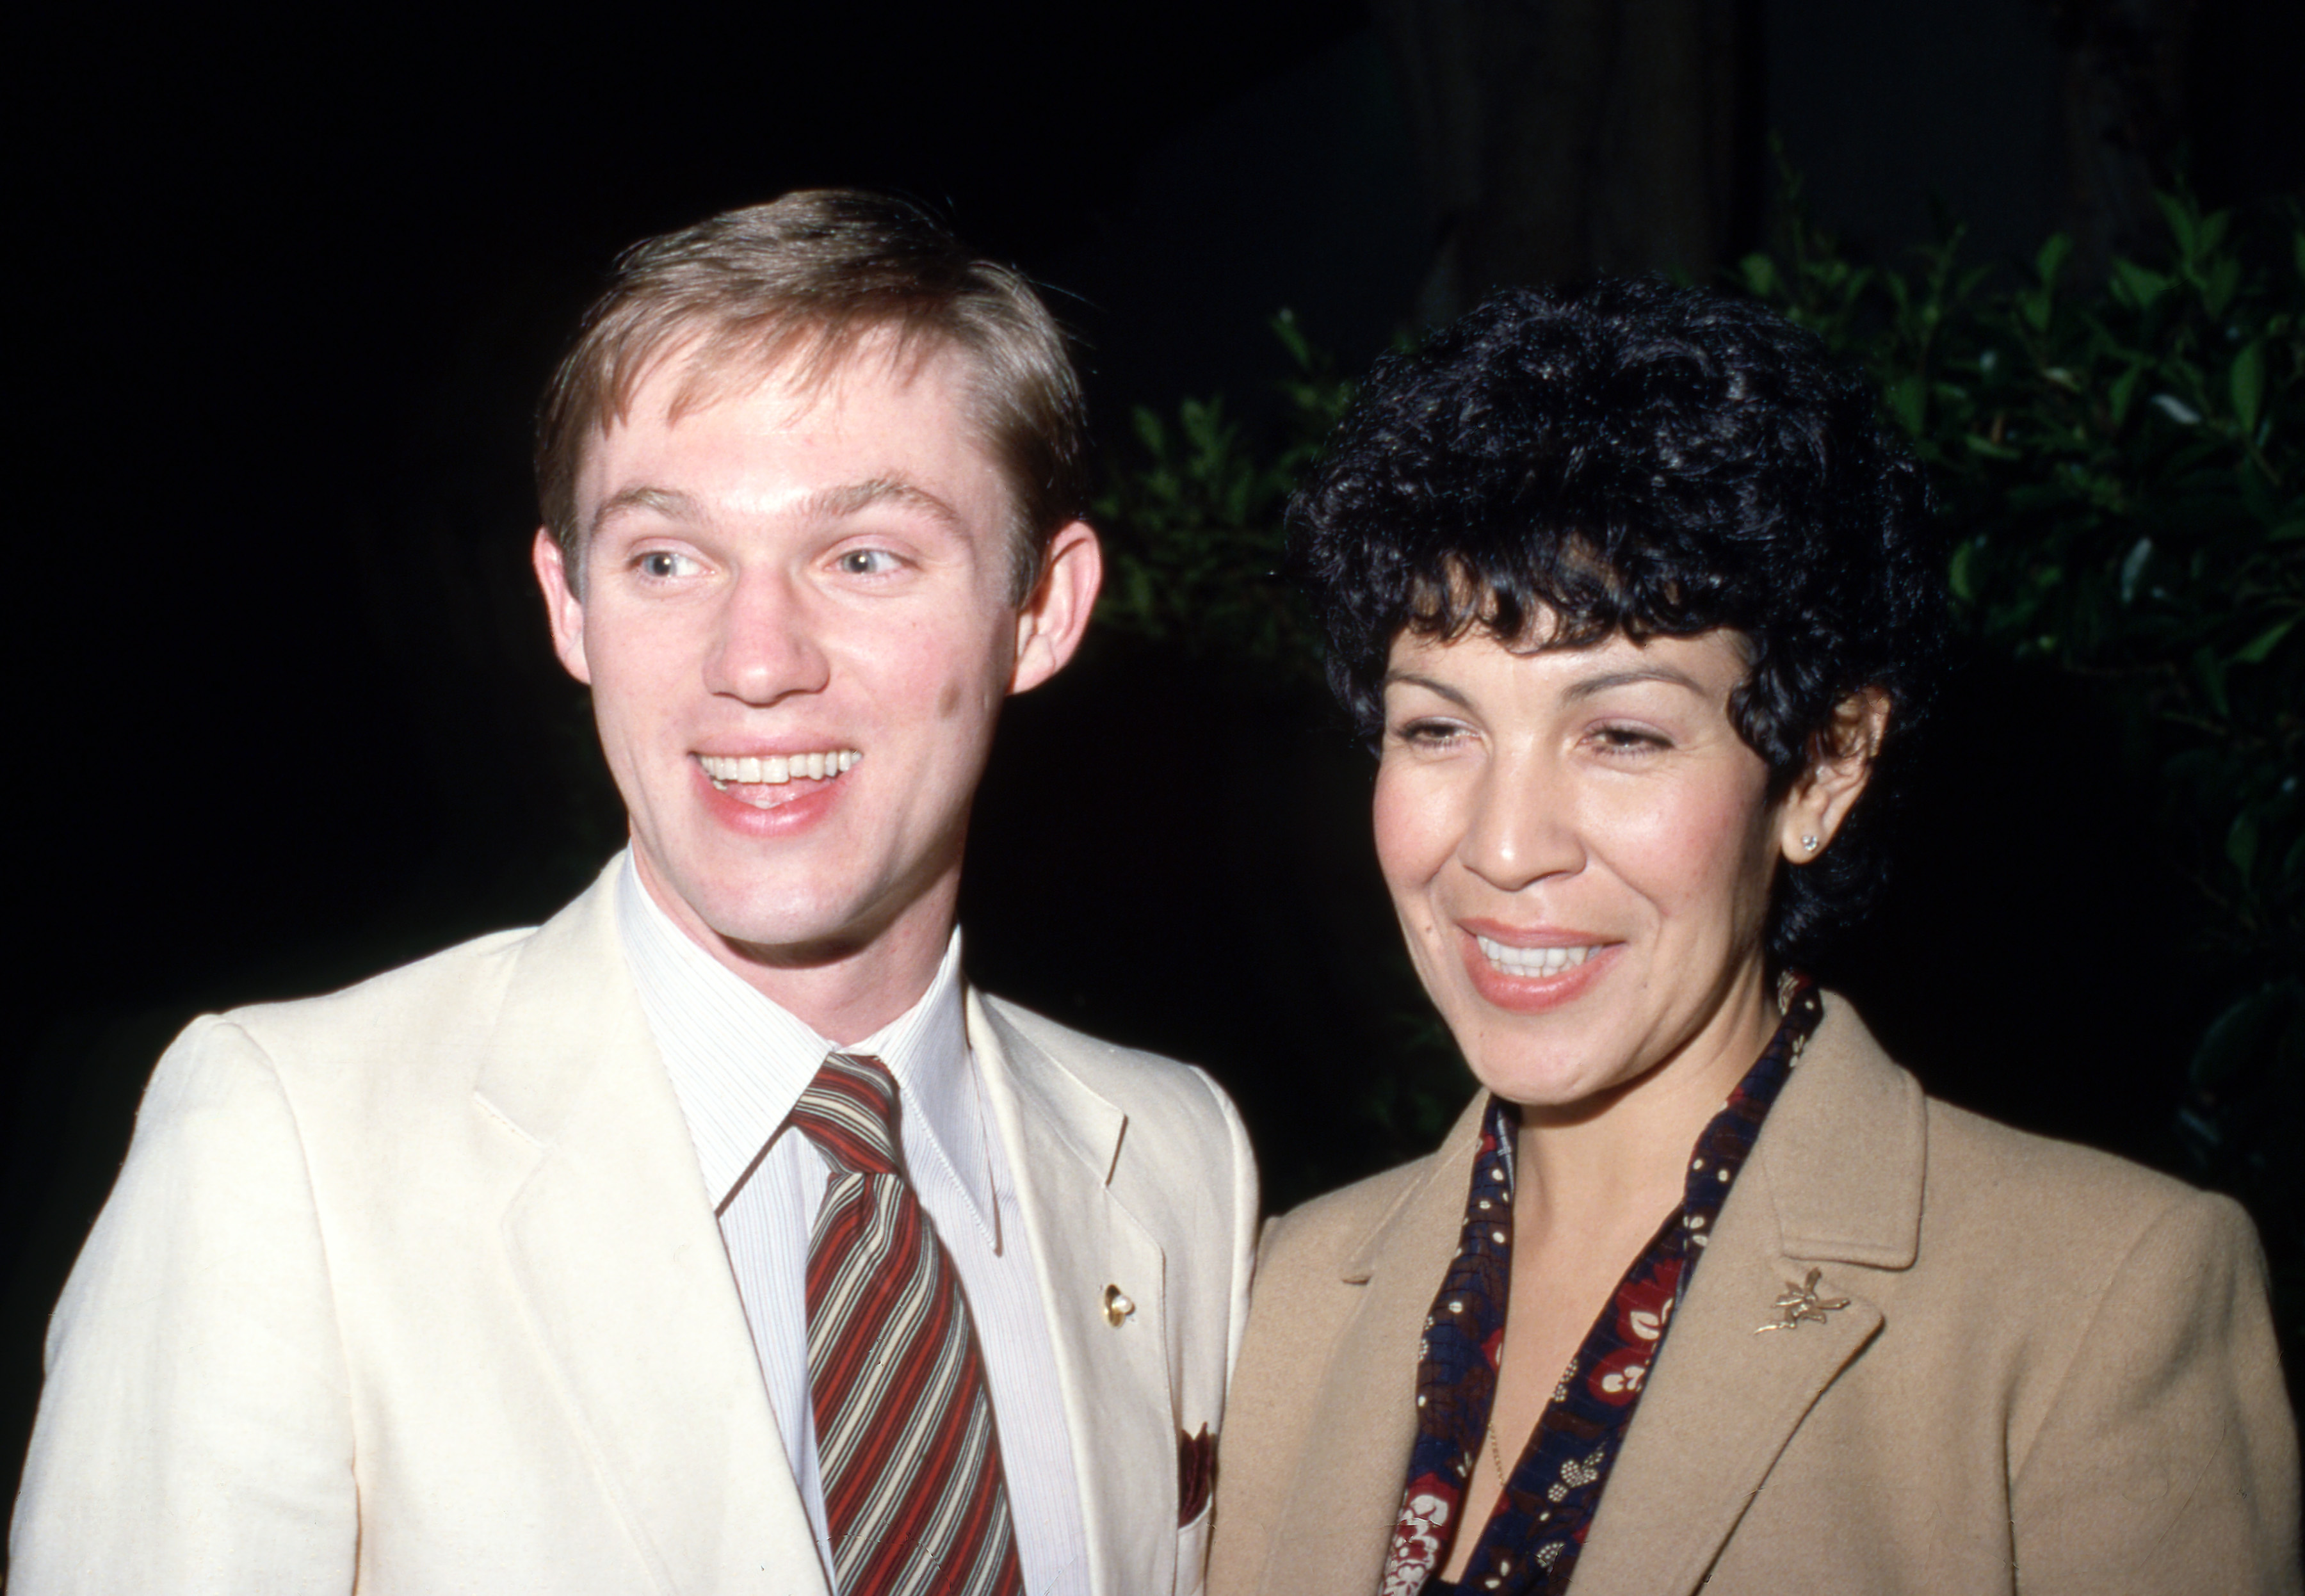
[12,864,1258,1594]
[1208,994,2300,1595]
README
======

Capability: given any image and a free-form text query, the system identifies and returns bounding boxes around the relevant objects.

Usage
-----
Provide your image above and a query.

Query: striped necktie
[789,1052,1024,1596]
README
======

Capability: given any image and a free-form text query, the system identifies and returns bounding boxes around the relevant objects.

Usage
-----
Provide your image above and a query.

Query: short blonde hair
[535,189,1088,601]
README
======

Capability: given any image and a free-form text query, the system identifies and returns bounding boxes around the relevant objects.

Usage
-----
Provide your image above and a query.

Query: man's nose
[1459,749,1585,891]
[703,567,832,704]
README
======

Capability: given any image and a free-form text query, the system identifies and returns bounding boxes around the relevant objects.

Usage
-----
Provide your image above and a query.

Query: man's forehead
[618,319,967,434]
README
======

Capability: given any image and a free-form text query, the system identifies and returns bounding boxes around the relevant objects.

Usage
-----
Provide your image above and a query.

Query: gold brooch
[1754,1267,1850,1334]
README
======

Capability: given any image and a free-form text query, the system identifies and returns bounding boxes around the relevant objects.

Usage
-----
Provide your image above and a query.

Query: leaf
[2112,259,2169,309]
[1948,538,1978,602]
[1271,308,1311,370]
[2035,233,2073,289]
[2155,191,2198,259]
[1740,254,1779,298]
[2204,255,2241,320]
[1885,373,1926,436]
[1130,405,1168,455]
[2151,392,2204,426]
[2229,341,2267,437]
[2193,643,2232,718]
[2188,985,2291,1090]
[2119,536,2153,604]
[2231,617,2295,665]
[2108,363,2144,427]
[2226,811,2259,882]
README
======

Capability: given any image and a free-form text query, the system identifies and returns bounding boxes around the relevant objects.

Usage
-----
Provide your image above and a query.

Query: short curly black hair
[1290,278,1947,965]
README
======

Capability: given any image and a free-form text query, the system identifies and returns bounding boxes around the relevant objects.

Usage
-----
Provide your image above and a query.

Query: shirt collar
[613,849,996,1239]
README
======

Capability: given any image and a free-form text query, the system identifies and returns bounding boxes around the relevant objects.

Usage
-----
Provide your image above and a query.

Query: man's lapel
[969,993,1174,1596]
[1570,995,1925,1596]
[474,871,823,1596]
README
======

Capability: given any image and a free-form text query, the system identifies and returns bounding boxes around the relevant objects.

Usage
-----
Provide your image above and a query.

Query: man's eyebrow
[1561,665,1710,700]
[588,485,698,541]
[586,477,970,542]
[798,476,969,533]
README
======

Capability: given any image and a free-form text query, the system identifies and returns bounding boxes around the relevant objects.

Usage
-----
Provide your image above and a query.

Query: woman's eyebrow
[1562,666,1708,700]
[1381,671,1474,708]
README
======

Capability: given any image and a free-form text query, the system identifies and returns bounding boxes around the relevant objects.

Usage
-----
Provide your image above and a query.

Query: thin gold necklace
[1485,1348,1512,1483]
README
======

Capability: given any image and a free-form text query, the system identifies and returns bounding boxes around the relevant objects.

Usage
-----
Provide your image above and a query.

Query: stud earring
[1800,834,1820,853]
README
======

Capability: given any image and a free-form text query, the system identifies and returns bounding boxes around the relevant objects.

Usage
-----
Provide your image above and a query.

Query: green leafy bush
[1737,186,2303,1246]
[1094,307,1350,687]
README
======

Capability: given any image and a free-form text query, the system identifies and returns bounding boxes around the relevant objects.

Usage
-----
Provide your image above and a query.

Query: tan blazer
[12,862,1258,1594]
[1208,994,2300,1596]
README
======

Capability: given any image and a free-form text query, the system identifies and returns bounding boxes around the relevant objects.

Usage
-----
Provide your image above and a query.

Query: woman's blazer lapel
[473,873,821,1595]
[1571,996,1925,1596]
[1217,1094,1489,1594]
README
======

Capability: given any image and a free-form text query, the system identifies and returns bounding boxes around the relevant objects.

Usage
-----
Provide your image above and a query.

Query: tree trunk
[1375,0,1758,323]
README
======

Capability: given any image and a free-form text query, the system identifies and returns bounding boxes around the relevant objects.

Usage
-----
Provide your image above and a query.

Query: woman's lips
[1459,928,1619,1013]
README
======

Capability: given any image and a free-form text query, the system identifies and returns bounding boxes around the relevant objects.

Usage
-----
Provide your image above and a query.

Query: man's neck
[632,855,959,1045]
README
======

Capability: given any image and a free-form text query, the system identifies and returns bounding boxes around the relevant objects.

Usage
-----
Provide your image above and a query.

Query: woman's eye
[1592,724,1669,754]
[836,547,901,577]
[1393,718,1464,746]
[636,551,698,580]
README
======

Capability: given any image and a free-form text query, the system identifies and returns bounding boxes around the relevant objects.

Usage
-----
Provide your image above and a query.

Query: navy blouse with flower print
[1382,981,1827,1596]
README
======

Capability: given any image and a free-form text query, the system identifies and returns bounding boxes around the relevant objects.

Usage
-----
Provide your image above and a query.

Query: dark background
[9,0,2300,1529]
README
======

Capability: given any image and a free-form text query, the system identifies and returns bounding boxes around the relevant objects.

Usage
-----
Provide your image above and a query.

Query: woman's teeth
[700,750,861,789]
[1476,937,1602,978]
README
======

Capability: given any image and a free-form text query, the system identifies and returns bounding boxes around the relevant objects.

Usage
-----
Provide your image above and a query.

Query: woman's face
[1374,624,1811,1113]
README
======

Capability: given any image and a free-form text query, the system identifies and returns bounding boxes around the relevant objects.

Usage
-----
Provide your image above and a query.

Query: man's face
[535,336,1097,1003]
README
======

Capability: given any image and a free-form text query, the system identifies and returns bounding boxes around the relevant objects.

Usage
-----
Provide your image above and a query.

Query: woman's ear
[1779,687,1891,863]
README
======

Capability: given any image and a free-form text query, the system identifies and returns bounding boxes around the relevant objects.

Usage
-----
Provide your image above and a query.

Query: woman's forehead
[1387,619,1753,679]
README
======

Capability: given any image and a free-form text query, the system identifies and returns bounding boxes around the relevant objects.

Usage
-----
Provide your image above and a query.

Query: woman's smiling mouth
[1473,936,1606,978]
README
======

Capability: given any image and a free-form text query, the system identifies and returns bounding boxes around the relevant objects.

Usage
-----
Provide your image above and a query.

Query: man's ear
[1778,686,1891,862]
[531,528,593,686]
[1010,520,1103,695]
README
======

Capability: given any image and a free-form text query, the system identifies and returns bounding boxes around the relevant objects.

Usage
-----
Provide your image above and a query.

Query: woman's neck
[1511,971,1781,1242]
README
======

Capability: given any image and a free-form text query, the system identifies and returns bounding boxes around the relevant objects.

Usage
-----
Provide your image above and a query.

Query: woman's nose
[702,568,831,704]
[1459,752,1585,891]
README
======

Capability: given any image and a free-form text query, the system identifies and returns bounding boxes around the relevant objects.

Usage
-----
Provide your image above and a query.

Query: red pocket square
[1177,1423,1216,1524]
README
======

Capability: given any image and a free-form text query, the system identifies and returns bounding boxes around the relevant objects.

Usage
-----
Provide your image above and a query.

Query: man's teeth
[700,750,861,788]
[1476,937,1603,978]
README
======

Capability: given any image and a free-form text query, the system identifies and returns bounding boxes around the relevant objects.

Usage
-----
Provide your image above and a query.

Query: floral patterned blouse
[1384,980,1826,1596]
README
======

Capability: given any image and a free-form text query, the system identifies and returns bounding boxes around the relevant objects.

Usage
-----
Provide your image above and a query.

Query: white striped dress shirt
[614,853,1089,1593]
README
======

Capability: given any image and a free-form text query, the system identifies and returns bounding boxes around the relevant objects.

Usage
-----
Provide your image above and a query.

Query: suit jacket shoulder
[980,994,1240,1133]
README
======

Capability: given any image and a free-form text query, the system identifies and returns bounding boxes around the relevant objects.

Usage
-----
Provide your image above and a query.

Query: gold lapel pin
[1103,1284,1135,1326]
[1755,1267,1850,1334]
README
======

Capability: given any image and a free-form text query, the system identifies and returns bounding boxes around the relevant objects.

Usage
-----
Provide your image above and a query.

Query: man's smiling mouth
[699,750,861,807]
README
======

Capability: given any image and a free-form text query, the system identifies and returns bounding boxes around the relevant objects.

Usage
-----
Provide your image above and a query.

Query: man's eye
[835,548,900,577]
[636,551,697,579]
